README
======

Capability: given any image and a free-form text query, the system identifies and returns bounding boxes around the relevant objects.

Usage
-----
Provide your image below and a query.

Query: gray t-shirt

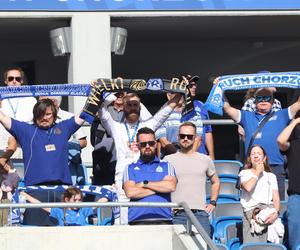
[164,152,216,210]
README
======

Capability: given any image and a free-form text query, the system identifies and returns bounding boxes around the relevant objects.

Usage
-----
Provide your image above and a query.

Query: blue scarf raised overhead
[204,72,300,115]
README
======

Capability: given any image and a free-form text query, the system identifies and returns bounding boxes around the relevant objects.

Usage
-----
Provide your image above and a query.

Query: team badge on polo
[155,166,163,173]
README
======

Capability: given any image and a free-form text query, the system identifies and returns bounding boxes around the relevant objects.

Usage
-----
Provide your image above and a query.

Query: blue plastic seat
[207,178,240,197]
[213,160,243,180]
[212,216,242,243]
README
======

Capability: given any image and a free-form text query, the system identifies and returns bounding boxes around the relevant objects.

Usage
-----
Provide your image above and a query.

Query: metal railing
[0,201,218,250]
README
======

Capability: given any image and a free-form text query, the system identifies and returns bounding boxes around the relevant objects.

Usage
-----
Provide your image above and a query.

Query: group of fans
[1,67,300,250]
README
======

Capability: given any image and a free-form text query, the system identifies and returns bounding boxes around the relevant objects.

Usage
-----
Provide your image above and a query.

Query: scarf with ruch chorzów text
[204,72,300,115]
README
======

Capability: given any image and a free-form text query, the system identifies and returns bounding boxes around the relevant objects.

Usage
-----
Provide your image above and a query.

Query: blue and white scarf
[204,72,300,115]
[11,185,119,224]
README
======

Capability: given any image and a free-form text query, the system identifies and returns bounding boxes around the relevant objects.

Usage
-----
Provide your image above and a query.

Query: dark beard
[140,152,155,163]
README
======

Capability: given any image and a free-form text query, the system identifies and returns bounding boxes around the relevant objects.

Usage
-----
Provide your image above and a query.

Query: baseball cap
[184,74,200,84]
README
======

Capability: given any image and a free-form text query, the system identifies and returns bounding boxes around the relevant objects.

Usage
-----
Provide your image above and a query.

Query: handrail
[202,119,236,125]
[0,201,218,250]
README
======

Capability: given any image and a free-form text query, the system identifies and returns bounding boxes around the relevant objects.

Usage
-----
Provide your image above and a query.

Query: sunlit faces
[250,146,266,166]
[188,82,197,97]
[36,106,55,129]
[138,133,156,162]
[5,69,23,86]
[178,125,195,150]
[123,96,141,122]
[65,194,82,211]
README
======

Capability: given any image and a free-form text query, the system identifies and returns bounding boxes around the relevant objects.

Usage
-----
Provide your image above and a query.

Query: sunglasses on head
[139,141,156,148]
[7,76,22,82]
[179,134,195,140]
[255,96,272,103]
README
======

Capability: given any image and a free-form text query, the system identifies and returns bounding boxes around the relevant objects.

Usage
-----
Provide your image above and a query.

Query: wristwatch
[210,200,217,207]
[143,180,149,187]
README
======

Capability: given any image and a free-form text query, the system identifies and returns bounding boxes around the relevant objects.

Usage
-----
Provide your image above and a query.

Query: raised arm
[277,117,300,151]
[223,97,241,122]
[20,191,51,213]
[0,110,12,130]
[0,136,17,169]
[289,96,300,118]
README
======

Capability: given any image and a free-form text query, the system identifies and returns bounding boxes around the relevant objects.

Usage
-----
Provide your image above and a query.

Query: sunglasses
[255,96,272,103]
[188,83,197,88]
[139,141,156,148]
[7,76,22,82]
[179,134,195,140]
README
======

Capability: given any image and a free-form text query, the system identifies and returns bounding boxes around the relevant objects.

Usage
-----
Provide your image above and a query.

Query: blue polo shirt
[194,100,212,155]
[9,118,80,185]
[123,157,176,223]
[50,207,93,226]
[240,109,291,165]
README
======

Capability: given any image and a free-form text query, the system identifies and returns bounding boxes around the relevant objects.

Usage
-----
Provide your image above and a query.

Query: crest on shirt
[156,166,163,173]
[134,166,140,171]
[54,128,62,134]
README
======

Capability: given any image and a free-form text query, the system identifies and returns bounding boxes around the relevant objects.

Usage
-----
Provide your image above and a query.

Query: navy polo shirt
[9,117,80,186]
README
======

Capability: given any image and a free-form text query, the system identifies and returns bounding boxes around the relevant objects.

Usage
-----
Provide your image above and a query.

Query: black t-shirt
[286,125,300,194]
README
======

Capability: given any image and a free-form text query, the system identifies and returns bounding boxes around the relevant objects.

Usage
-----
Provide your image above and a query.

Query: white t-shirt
[1,97,36,159]
[239,169,278,212]
[1,97,36,123]
[99,103,173,187]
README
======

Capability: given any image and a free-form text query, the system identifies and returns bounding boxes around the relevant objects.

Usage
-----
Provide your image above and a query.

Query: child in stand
[20,186,108,226]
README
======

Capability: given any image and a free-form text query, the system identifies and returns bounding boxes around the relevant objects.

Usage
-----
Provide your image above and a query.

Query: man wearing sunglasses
[156,75,204,159]
[99,92,182,224]
[1,67,37,163]
[123,127,177,225]
[224,87,300,200]
[164,122,220,236]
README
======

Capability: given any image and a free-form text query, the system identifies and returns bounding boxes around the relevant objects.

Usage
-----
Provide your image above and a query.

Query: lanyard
[124,121,139,144]
[7,99,19,118]
[46,128,54,142]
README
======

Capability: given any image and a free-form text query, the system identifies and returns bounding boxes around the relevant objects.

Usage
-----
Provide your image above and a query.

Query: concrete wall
[0,225,205,250]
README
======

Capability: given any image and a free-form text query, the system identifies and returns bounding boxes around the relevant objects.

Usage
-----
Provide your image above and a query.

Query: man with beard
[98,92,182,224]
[164,122,220,236]
[123,127,177,225]
[0,98,86,225]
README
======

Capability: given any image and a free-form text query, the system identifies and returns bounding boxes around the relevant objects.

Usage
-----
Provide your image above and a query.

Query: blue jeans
[288,194,300,250]
[173,210,211,237]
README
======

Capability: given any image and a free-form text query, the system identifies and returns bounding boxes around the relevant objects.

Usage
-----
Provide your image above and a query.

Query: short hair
[33,99,57,125]
[123,93,140,102]
[179,121,196,133]
[61,186,83,202]
[136,127,155,142]
[3,67,26,84]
